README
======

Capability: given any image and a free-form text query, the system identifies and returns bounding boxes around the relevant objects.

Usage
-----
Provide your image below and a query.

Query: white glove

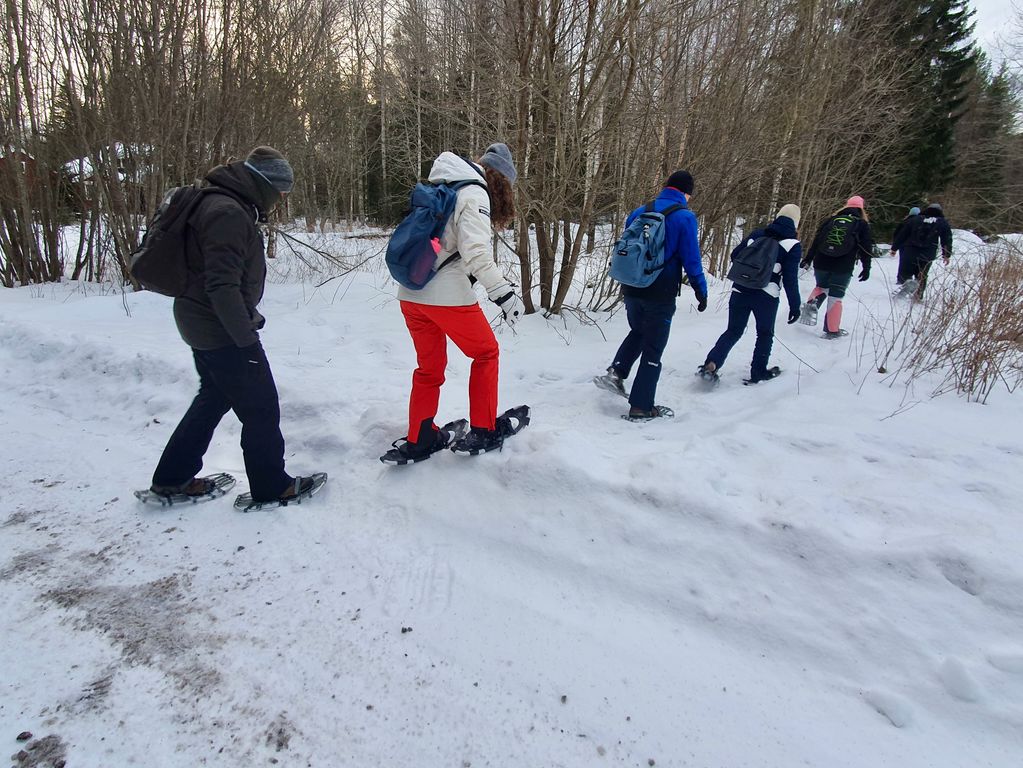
[493,291,524,327]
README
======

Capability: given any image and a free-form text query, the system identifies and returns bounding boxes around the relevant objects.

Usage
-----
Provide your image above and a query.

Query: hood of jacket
[205,161,278,214]
[656,186,690,209]
[428,152,488,186]
[765,214,797,240]
[922,204,945,218]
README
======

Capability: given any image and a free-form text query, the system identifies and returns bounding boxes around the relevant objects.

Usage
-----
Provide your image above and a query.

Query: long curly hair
[483,164,516,229]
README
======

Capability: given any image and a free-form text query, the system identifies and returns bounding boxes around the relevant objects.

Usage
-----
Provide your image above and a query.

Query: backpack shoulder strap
[660,204,685,217]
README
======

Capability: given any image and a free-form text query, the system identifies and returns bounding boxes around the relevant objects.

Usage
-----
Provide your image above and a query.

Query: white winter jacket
[396,152,512,307]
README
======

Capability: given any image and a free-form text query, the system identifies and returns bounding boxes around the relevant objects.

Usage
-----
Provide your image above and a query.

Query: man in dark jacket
[149,146,322,504]
[799,195,874,338]
[699,204,803,384]
[593,170,708,420]
[891,206,921,285]
[890,202,953,299]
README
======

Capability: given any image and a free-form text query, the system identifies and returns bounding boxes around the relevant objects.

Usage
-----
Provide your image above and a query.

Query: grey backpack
[727,236,780,289]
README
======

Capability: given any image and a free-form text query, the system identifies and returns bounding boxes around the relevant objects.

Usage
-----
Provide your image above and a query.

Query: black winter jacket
[891,206,953,262]
[806,207,873,275]
[173,162,279,350]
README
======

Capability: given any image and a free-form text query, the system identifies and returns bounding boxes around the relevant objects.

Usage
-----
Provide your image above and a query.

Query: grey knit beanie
[244,146,294,193]
[480,142,517,183]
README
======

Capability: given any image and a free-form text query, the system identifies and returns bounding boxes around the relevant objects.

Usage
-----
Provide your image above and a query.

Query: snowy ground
[2,231,1022,767]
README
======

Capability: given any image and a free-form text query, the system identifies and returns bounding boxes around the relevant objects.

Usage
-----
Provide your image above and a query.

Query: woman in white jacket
[381,143,524,464]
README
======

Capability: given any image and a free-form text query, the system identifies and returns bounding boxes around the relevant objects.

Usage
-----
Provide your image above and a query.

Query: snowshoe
[593,367,627,399]
[621,405,674,422]
[799,301,819,326]
[822,329,849,340]
[696,364,720,385]
[135,472,235,507]
[380,419,469,465]
[450,406,530,456]
[893,278,918,299]
[743,366,781,385]
[234,472,328,512]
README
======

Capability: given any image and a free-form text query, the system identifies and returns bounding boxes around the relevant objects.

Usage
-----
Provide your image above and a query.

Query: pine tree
[876,0,977,233]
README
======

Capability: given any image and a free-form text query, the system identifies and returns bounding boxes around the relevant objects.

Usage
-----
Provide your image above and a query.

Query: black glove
[696,291,708,312]
[787,307,800,324]
[858,268,870,282]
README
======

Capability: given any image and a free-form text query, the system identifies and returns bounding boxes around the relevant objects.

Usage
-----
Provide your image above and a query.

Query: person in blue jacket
[698,204,803,384]
[594,170,708,420]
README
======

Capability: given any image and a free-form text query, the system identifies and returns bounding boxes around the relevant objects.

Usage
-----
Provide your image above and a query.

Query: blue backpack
[386,179,486,290]
[609,201,684,288]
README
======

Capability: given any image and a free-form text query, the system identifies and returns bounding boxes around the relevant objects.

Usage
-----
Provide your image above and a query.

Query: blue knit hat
[244,146,294,193]
[480,143,517,183]
[909,206,921,216]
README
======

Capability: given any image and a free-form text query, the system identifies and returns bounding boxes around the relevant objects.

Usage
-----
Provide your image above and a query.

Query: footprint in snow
[938,657,982,702]
[863,689,913,728]
[986,648,1023,674]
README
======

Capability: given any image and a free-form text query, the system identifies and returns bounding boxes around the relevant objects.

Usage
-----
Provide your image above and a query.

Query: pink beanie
[845,195,865,209]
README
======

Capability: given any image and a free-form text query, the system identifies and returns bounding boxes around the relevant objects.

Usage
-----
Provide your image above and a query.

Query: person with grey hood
[147,146,325,508]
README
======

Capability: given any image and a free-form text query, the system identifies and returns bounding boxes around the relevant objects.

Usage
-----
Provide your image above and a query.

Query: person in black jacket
[890,203,953,299]
[149,146,323,503]
[699,204,803,384]
[799,195,874,338]
[891,206,920,285]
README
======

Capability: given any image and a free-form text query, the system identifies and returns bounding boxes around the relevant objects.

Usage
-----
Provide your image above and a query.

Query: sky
[972,0,1018,55]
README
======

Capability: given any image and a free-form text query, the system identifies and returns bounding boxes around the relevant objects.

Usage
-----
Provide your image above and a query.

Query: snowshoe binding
[593,367,627,399]
[893,278,919,299]
[743,366,781,385]
[450,406,530,456]
[621,405,674,422]
[822,329,849,340]
[799,300,819,326]
[696,363,720,385]
[380,419,469,465]
[234,472,328,512]
[135,472,236,507]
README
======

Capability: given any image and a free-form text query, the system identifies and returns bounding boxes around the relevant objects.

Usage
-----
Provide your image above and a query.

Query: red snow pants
[400,301,499,443]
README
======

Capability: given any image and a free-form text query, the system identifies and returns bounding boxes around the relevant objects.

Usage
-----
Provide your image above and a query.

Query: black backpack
[818,214,858,258]
[129,185,235,296]
[726,236,780,289]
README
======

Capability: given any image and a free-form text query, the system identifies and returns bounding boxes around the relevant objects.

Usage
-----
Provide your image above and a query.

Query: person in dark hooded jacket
[148,146,324,505]
[891,206,921,285]
[799,195,874,338]
[698,204,803,384]
[890,202,952,299]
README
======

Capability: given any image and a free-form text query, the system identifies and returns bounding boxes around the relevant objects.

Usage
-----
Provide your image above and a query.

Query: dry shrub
[903,239,1023,402]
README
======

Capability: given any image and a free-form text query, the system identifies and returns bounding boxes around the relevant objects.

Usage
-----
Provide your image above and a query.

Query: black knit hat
[665,170,694,196]
[244,146,294,193]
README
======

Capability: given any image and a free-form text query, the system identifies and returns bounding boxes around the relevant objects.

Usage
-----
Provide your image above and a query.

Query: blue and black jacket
[621,187,708,303]
[730,214,802,313]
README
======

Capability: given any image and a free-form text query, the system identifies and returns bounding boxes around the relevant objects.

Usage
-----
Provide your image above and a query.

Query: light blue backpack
[609,201,684,288]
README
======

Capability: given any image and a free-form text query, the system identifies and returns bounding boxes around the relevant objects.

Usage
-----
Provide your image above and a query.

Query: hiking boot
[150,477,214,497]
[747,366,781,383]
[697,362,720,384]
[593,366,627,398]
[823,329,849,339]
[450,426,505,455]
[625,405,674,421]
[380,420,466,465]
